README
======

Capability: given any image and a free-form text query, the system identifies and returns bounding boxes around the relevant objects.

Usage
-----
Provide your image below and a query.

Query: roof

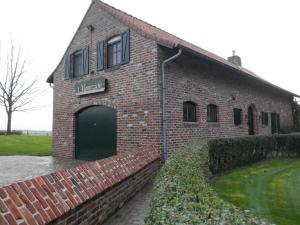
[47,0,299,97]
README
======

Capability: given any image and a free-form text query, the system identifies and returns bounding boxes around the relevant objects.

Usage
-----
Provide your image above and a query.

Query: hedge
[145,141,269,225]
[209,134,300,174]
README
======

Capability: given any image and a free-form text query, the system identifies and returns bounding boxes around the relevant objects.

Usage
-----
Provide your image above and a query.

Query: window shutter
[69,54,74,78]
[64,55,71,80]
[183,102,188,121]
[81,47,89,75]
[121,29,130,64]
[97,41,104,70]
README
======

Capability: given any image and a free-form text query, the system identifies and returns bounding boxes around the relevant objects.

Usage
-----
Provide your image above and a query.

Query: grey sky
[0,0,299,131]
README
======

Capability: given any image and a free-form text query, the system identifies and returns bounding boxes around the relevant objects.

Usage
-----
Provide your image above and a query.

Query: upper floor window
[234,108,242,125]
[64,30,130,80]
[107,36,122,68]
[183,101,197,122]
[261,112,269,126]
[207,104,218,122]
[64,47,89,80]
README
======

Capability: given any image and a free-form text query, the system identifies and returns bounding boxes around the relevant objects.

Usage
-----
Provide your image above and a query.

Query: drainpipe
[161,48,182,162]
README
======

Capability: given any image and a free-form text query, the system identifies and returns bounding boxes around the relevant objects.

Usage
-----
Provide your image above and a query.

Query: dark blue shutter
[81,47,89,75]
[64,55,71,80]
[97,41,104,71]
[121,30,130,64]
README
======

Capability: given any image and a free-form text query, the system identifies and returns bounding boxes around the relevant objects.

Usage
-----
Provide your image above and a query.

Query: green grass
[0,135,52,156]
[213,158,300,225]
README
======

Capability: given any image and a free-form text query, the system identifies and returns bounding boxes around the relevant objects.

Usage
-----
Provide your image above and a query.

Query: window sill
[183,121,199,127]
[262,125,269,128]
[207,122,220,127]
[234,124,243,128]
[66,74,90,82]
[105,65,121,72]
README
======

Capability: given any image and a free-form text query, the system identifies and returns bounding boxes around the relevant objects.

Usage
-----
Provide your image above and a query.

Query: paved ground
[0,156,83,187]
[103,182,153,225]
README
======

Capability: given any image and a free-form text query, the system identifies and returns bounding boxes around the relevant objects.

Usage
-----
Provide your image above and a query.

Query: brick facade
[160,48,293,154]
[50,0,294,159]
[52,1,162,158]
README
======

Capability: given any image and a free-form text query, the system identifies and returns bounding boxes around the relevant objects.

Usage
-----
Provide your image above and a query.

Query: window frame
[207,104,218,123]
[234,108,242,126]
[107,35,122,68]
[183,101,197,122]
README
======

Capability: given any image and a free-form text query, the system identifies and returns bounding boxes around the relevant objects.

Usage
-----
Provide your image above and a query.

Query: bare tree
[0,41,38,134]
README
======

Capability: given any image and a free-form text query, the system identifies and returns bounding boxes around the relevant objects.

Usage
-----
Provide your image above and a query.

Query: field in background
[0,135,52,156]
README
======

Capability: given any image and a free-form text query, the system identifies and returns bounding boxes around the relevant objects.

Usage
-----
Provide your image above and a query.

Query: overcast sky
[0,0,299,131]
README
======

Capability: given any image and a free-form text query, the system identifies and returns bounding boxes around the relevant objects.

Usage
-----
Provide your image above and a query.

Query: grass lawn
[0,135,52,156]
[212,158,300,225]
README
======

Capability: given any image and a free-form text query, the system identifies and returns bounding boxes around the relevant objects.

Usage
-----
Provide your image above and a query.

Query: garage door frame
[75,105,117,161]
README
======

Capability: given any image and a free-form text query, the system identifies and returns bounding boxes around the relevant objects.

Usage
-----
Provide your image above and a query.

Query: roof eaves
[176,44,300,98]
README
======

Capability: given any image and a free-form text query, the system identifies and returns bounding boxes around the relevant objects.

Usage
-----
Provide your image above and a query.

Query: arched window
[183,101,197,122]
[207,104,218,122]
[107,35,122,67]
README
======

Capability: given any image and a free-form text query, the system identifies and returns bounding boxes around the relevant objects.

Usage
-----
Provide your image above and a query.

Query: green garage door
[76,106,117,161]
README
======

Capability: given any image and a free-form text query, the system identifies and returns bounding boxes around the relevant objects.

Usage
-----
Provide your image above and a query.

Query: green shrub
[209,134,300,174]
[145,141,268,225]
[280,127,300,134]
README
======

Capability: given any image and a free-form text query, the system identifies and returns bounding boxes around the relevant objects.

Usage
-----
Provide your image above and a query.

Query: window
[73,50,83,77]
[207,104,218,122]
[183,102,197,122]
[107,36,122,68]
[64,47,89,80]
[64,30,130,80]
[261,112,269,126]
[234,108,242,125]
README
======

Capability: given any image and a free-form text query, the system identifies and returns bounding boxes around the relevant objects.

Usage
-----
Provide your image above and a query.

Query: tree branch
[0,39,40,134]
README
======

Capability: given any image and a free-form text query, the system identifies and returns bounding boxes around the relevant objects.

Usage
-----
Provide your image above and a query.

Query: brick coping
[0,150,160,225]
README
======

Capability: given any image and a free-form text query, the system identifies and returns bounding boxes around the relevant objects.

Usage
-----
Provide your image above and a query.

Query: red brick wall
[0,150,160,225]
[159,47,293,155]
[52,1,162,158]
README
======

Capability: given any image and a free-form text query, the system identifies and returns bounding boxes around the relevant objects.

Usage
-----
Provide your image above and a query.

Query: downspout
[161,48,182,162]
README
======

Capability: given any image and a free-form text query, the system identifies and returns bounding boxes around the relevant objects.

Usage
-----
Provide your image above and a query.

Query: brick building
[47,0,298,161]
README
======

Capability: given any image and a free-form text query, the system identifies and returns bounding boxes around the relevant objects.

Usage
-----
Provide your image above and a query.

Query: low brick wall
[0,150,160,225]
